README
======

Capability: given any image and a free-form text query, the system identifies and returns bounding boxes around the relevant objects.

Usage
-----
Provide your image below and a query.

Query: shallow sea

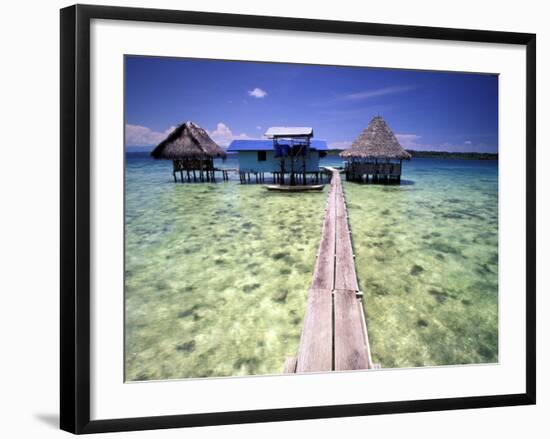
[125,152,498,380]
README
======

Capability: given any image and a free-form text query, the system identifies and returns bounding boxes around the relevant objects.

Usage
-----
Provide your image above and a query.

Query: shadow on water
[399,179,416,186]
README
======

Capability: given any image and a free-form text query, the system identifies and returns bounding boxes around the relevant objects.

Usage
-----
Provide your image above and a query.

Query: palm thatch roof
[150,121,226,160]
[340,116,411,160]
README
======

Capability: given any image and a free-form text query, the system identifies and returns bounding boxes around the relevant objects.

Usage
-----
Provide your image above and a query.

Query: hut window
[257,151,267,161]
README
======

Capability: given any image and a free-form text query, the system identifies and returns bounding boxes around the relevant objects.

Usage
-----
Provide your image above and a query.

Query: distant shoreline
[127,148,498,161]
[405,150,498,160]
[326,149,498,160]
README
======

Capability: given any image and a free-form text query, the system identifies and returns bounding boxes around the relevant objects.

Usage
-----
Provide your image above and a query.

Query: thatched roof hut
[150,121,227,160]
[340,116,411,160]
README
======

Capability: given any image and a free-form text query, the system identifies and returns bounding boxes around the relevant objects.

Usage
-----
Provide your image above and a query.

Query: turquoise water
[125,153,326,380]
[343,158,498,368]
[125,153,498,380]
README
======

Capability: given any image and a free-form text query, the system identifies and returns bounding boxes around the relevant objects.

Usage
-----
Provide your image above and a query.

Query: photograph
[124,55,499,381]
[0,0,542,436]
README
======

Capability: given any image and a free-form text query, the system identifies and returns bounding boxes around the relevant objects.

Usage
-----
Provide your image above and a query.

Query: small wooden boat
[265,184,325,192]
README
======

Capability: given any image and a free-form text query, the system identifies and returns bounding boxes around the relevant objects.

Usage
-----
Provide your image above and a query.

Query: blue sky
[125,56,498,153]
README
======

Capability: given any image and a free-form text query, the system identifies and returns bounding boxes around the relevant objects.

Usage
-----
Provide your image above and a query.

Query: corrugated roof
[227,139,328,151]
[264,127,313,138]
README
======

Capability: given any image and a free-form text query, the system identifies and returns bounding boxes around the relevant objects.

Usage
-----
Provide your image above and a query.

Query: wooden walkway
[284,168,375,374]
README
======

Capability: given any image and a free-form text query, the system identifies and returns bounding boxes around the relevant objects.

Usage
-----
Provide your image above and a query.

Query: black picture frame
[60,4,536,434]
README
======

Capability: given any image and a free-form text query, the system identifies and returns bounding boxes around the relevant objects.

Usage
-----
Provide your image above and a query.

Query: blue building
[227,128,328,184]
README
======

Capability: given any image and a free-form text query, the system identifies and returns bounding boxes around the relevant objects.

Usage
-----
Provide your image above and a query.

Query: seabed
[125,156,498,380]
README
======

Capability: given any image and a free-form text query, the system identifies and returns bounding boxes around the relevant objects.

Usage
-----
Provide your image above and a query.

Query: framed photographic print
[60,4,536,434]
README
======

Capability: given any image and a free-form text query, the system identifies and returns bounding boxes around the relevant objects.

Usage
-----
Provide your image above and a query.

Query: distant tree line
[326,149,498,160]
[405,150,498,160]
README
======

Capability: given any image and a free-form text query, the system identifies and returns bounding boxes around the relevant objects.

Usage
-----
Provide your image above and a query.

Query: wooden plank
[357,298,373,369]
[296,288,333,372]
[295,168,374,373]
[334,182,359,291]
[310,186,336,290]
[334,289,369,370]
[335,220,358,290]
[283,357,297,374]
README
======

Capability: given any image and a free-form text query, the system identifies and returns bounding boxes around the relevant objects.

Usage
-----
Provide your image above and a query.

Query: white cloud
[125,124,175,146]
[207,122,254,147]
[395,135,495,152]
[342,85,415,101]
[328,141,352,150]
[248,87,267,98]
[126,122,257,148]
[395,133,423,149]
[256,125,262,130]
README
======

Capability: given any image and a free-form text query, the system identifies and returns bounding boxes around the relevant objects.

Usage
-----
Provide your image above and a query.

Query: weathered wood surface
[291,168,375,373]
[357,298,374,369]
[296,288,333,372]
[311,186,336,290]
[334,192,359,291]
[334,289,369,370]
[330,169,359,291]
[283,356,298,374]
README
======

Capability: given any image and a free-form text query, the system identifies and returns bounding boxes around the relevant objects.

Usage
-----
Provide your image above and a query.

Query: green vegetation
[406,150,498,160]
[327,149,498,160]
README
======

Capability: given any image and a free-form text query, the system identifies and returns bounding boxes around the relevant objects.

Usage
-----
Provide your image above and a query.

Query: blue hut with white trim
[227,127,328,184]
